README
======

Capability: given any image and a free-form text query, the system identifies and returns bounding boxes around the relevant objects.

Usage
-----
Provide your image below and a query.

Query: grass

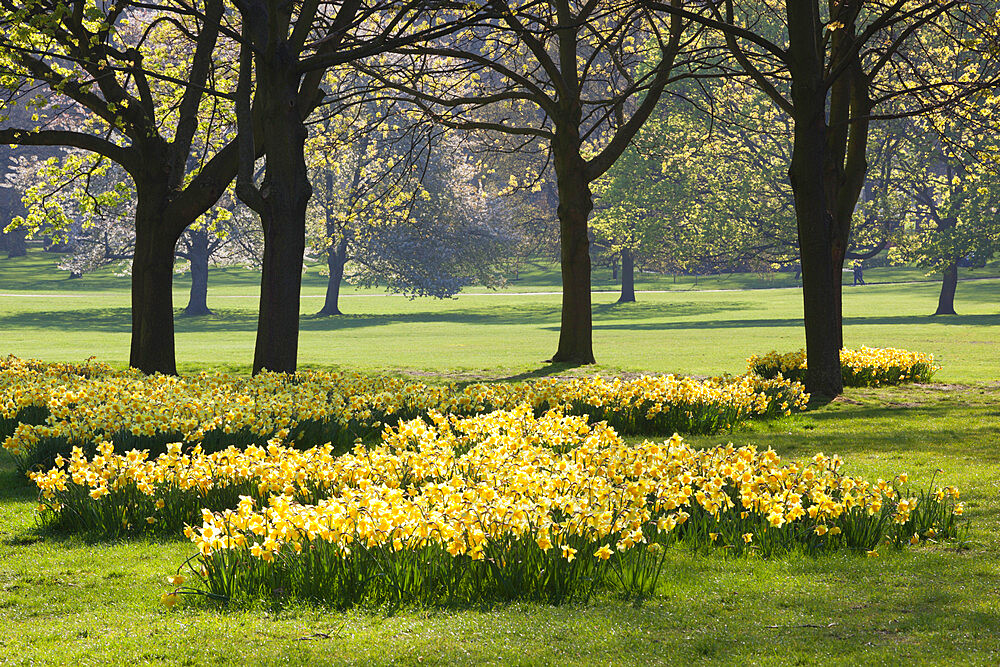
[2,383,999,665]
[3,247,999,294]
[1,251,999,664]
[0,250,998,380]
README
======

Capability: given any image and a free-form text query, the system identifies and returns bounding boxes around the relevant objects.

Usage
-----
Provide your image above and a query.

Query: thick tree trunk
[789,107,843,399]
[935,261,958,315]
[251,50,311,375]
[785,3,845,399]
[549,128,595,364]
[618,247,635,303]
[255,208,306,374]
[5,227,27,258]
[130,190,180,375]
[831,250,845,351]
[184,228,212,316]
[318,236,348,316]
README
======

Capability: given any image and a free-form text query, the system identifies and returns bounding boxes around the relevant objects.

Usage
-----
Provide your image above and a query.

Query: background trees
[1,0,997,384]
[365,0,692,363]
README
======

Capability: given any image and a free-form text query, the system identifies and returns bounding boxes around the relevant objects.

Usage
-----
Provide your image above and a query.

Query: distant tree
[591,81,796,302]
[593,75,913,300]
[305,89,431,316]
[306,92,513,314]
[365,0,691,363]
[3,150,261,313]
[887,27,1000,315]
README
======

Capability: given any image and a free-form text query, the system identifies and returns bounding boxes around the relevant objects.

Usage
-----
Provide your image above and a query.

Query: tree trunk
[786,2,843,399]
[548,127,595,364]
[935,261,958,315]
[183,228,212,316]
[130,190,180,375]
[318,236,348,316]
[618,247,635,303]
[788,110,843,397]
[5,227,27,258]
[611,258,618,281]
[791,160,842,396]
[251,49,311,375]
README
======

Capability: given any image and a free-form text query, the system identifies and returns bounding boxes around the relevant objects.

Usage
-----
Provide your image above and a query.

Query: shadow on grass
[728,394,1000,466]
[493,363,587,383]
[0,300,744,333]
[2,300,997,337]
[0,468,34,501]
[566,313,1000,333]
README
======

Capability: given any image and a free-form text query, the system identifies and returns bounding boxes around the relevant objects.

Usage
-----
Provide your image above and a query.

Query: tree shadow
[0,467,34,501]
[0,299,744,334]
[736,398,1000,466]
[0,296,994,336]
[571,312,1000,332]
[493,363,586,383]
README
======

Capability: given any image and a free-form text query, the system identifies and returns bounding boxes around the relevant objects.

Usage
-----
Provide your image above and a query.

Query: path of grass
[1,383,998,665]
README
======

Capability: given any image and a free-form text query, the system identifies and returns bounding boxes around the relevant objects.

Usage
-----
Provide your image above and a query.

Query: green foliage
[885,24,1000,275]
[591,81,799,277]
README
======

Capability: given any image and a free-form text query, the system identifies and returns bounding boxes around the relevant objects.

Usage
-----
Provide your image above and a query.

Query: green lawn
[3,248,999,294]
[1,251,999,664]
[0,251,998,380]
[2,384,999,665]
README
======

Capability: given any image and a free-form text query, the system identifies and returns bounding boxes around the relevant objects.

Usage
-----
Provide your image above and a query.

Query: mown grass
[0,251,998,381]
[1,251,998,664]
[3,247,999,294]
[2,383,999,666]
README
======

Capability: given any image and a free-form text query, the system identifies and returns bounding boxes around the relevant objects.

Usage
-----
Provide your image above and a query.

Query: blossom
[594,545,613,560]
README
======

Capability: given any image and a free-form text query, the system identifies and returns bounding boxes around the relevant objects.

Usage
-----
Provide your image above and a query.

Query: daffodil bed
[29,406,963,607]
[1,355,807,471]
[746,346,938,387]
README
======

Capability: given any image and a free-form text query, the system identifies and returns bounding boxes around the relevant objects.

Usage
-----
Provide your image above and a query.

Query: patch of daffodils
[747,347,938,386]
[139,408,955,606]
[2,356,807,467]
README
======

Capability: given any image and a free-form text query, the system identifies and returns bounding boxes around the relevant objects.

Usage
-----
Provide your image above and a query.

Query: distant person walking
[852,261,866,286]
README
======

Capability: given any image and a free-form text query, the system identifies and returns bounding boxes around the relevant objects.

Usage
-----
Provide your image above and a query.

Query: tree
[0,0,240,373]
[593,75,911,299]
[364,0,690,363]
[886,22,1000,315]
[305,89,432,315]
[230,0,479,373]
[3,149,261,313]
[306,103,512,313]
[649,0,999,397]
[591,79,800,301]
[889,126,1000,314]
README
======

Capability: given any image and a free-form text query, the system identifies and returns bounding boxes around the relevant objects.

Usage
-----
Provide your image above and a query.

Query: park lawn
[2,289,999,380]
[1,382,999,666]
[3,249,999,295]
[0,251,998,380]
